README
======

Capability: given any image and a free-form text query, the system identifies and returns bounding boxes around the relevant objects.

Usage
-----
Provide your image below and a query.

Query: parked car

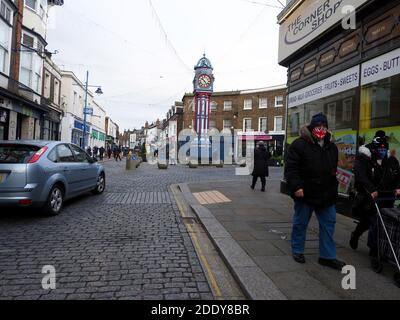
[0,141,106,216]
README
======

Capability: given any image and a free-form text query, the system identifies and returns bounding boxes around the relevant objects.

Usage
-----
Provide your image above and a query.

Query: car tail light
[28,146,48,164]
[19,199,32,206]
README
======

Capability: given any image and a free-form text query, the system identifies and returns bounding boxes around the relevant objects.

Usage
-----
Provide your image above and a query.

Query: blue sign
[83,107,93,115]
[74,120,91,132]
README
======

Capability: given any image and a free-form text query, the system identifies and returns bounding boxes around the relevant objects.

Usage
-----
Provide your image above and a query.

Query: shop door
[0,124,5,140]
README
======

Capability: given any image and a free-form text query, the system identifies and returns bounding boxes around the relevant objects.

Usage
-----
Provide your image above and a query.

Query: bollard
[126,156,132,170]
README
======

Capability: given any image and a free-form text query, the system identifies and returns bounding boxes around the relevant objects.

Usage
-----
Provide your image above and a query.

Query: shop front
[279,0,400,202]
[41,110,62,141]
[0,108,8,140]
[72,120,90,148]
[90,128,106,148]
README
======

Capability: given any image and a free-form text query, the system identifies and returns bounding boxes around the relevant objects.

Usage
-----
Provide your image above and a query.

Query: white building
[88,100,106,149]
[105,116,118,147]
[60,70,106,148]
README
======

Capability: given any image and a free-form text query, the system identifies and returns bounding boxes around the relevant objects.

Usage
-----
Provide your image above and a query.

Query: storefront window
[360,74,400,159]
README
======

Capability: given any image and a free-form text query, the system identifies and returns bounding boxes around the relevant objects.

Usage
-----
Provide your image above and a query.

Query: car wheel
[44,185,64,216]
[92,173,105,195]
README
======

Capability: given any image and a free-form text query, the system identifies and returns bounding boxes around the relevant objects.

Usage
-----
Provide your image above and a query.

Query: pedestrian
[107,145,112,159]
[86,146,92,157]
[99,146,105,161]
[250,141,270,192]
[93,146,98,159]
[285,113,346,270]
[350,131,400,256]
[115,145,122,162]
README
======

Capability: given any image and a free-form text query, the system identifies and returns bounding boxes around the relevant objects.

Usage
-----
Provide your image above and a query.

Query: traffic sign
[84,107,93,115]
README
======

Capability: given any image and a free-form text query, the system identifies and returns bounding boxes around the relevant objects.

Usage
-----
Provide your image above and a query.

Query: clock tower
[193,54,214,136]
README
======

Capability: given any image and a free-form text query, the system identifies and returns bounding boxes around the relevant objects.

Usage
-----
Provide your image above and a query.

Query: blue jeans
[291,201,337,260]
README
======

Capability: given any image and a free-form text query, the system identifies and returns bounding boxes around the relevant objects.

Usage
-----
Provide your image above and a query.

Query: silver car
[0,141,106,216]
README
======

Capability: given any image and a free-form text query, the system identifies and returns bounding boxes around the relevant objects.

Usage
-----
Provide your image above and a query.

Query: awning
[238,135,273,141]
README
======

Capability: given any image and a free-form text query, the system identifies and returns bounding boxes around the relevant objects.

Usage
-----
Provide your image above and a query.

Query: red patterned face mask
[312,127,328,140]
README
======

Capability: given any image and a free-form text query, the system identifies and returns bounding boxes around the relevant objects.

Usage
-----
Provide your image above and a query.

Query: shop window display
[360,74,400,159]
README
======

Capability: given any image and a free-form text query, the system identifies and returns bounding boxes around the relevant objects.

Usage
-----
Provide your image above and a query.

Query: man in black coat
[350,131,400,255]
[285,113,346,270]
[251,141,270,192]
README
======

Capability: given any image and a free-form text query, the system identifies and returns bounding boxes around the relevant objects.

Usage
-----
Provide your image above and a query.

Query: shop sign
[320,49,336,67]
[339,36,359,57]
[74,120,90,132]
[288,65,359,108]
[365,16,393,44]
[303,59,317,75]
[279,0,370,63]
[361,47,400,86]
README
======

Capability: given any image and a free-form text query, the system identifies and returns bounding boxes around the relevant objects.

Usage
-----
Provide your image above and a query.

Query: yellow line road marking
[170,186,222,298]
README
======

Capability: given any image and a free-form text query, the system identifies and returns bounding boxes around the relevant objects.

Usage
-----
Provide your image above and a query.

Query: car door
[55,144,82,195]
[69,145,98,191]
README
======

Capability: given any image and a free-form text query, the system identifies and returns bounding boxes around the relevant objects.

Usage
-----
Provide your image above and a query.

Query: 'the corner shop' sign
[278,0,370,64]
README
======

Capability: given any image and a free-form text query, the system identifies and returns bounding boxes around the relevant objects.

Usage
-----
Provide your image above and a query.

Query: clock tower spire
[193,54,214,136]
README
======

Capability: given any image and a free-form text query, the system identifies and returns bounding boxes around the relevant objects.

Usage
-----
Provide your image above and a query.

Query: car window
[0,144,40,164]
[56,144,75,163]
[47,148,58,163]
[70,145,89,163]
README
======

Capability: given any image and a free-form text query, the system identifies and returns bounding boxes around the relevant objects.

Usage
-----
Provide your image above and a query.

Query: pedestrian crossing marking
[103,192,171,205]
[193,190,231,205]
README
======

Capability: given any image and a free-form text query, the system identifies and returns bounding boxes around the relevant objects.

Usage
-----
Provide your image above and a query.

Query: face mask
[312,127,327,140]
[377,148,388,160]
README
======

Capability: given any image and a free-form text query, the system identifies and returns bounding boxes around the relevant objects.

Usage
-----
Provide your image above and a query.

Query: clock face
[198,74,212,89]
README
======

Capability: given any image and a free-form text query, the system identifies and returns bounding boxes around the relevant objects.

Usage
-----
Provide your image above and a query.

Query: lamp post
[81,71,103,150]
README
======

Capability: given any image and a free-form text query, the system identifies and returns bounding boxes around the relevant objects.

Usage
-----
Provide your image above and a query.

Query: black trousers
[252,175,266,190]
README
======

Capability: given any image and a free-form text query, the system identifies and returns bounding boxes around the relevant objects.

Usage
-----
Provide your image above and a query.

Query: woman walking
[251,141,270,192]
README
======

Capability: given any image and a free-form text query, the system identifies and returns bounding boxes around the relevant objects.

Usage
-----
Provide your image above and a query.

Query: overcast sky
[47,0,287,131]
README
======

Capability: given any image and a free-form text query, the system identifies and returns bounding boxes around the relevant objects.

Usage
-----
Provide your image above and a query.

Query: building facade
[60,70,107,148]
[182,85,287,157]
[105,116,118,147]
[0,0,63,141]
[41,51,62,140]
[278,0,400,196]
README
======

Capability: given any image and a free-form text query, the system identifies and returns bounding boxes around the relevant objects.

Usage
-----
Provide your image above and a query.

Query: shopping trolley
[370,197,400,288]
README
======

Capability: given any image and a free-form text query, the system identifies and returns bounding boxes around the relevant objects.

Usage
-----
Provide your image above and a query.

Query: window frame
[259,98,268,109]
[274,116,283,132]
[55,144,76,163]
[243,99,253,110]
[259,117,268,133]
[243,118,252,132]
[275,96,284,108]
[223,100,232,111]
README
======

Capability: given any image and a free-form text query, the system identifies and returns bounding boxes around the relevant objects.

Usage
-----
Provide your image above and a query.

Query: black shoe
[261,188,265,192]
[293,254,306,264]
[350,232,359,250]
[318,258,346,270]
[250,185,255,190]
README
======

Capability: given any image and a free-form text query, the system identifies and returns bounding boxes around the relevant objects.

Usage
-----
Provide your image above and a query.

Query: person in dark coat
[350,131,400,255]
[93,146,98,159]
[86,146,92,157]
[285,113,346,270]
[107,145,112,159]
[251,141,270,192]
[99,146,105,161]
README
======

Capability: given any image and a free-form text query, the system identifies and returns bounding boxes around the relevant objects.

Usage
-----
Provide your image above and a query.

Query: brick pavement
[0,161,247,300]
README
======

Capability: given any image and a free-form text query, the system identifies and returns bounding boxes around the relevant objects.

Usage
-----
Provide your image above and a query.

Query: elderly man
[285,113,346,270]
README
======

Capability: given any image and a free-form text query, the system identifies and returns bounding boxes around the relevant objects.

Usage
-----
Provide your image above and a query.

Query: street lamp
[81,71,103,150]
